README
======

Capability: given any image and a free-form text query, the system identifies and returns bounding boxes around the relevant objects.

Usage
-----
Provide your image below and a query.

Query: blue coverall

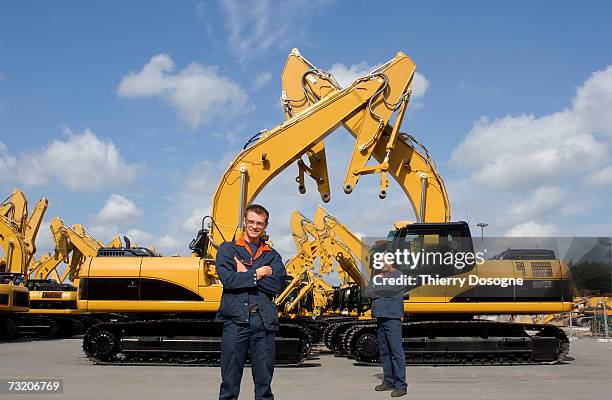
[366,268,408,391]
[216,237,286,400]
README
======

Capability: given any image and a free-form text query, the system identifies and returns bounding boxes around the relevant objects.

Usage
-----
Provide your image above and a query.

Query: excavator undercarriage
[83,317,310,366]
[322,317,569,366]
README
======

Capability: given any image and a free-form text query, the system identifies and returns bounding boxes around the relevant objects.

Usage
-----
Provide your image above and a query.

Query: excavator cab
[391,221,475,267]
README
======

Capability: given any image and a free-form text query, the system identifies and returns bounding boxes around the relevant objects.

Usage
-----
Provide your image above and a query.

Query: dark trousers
[377,317,407,390]
[219,312,276,400]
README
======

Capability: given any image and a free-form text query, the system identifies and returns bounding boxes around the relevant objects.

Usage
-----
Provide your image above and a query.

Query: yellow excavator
[79,49,572,367]
[276,211,332,318]
[23,217,122,337]
[80,50,420,366]
[273,211,339,343]
[0,189,48,269]
[0,214,30,339]
[0,189,47,338]
[278,209,374,343]
[310,206,572,364]
[1,189,120,338]
[281,50,573,365]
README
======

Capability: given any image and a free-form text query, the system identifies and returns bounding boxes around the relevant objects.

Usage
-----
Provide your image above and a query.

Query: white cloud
[175,160,220,235]
[508,186,563,222]
[504,220,557,237]
[0,142,17,178]
[328,62,375,88]
[451,66,612,191]
[157,234,182,252]
[90,195,142,240]
[127,158,227,257]
[1,129,139,192]
[573,66,612,137]
[253,71,272,89]
[216,0,330,62]
[117,53,249,129]
[586,166,612,187]
[448,65,612,236]
[412,72,429,99]
[328,62,429,99]
[123,229,182,255]
[452,114,608,190]
[93,194,143,226]
[88,195,182,255]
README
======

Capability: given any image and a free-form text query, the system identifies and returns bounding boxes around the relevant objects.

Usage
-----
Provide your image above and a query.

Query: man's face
[243,210,267,242]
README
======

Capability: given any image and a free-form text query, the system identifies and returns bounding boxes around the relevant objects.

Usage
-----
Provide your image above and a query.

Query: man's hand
[255,265,273,280]
[234,257,248,272]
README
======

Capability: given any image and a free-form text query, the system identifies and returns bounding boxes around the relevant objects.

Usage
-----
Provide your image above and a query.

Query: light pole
[476,222,488,247]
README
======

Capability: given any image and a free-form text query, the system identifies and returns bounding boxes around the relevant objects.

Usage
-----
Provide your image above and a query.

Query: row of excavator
[1,49,575,367]
[0,189,126,339]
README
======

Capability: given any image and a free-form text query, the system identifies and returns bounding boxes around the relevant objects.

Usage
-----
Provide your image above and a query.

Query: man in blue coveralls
[216,204,286,400]
[364,251,408,398]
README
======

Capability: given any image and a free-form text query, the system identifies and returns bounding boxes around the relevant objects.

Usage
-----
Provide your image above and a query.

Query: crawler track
[326,319,569,366]
[83,319,310,367]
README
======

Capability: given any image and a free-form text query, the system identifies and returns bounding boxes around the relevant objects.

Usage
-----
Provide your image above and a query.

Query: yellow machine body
[78,256,222,312]
[0,283,29,313]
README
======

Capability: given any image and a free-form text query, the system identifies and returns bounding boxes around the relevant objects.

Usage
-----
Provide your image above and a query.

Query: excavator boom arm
[281,49,450,223]
[211,52,415,252]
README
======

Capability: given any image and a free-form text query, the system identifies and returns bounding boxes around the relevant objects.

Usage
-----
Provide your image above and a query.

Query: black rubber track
[83,318,311,367]
[326,319,570,366]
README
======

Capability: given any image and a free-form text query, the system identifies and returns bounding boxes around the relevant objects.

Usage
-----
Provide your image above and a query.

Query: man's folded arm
[215,243,257,290]
[257,253,287,295]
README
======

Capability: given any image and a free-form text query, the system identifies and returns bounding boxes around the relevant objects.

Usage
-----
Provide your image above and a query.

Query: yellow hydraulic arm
[1,189,49,268]
[0,215,27,275]
[30,253,63,282]
[48,218,101,258]
[315,206,370,268]
[276,211,336,317]
[281,49,450,223]
[30,217,106,282]
[286,210,320,276]
[285,270,332,317]
[313,206,369,288]
[276,211,321,305]
[289,210,351,279]
[0,189,29,234]
[72,224,104,248]
[210,51,416,255]
[278,209,367,315]
[24,197,48,267]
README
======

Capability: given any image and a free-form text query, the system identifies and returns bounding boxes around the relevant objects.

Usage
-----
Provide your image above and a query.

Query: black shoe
[391,388,408,397]
[375,383,394,391]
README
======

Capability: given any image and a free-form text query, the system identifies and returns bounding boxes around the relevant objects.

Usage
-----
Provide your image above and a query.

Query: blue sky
[1,1,612,257]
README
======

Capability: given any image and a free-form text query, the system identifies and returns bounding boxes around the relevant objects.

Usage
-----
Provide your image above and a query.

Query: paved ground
[1,337,611,400]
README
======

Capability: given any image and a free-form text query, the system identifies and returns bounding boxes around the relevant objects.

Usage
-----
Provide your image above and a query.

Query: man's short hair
[244,204,269,223]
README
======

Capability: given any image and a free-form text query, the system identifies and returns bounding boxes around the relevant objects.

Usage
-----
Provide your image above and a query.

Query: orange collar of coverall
[235,237,272,261]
